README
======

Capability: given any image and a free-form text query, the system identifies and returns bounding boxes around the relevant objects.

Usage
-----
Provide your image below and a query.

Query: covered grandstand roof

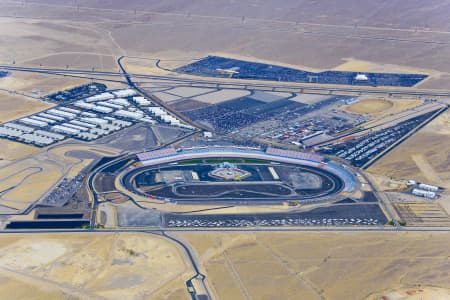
[266,147,323,163]
[137,148,177,161]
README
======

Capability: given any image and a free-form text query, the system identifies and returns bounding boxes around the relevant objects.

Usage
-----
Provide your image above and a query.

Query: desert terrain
[0,1,449,300]
[1,0,450,88]
[0,142,121,213]
[182,231,450,300]
[0,233,191,300]
[369,109,450,188]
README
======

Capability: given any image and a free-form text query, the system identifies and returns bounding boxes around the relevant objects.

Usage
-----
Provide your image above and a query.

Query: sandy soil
[343,97,424,120]
[0,91,53,123]
[367,286,450,300]
[194,89,251,104]
[289,93,331,104]
[0,143,121,212]
[182,231,450,300]
[0,72,93,96]
[0,1,450,91]
[334,58,436,76]
[0,233,190,300]
[359,100,438,129]
[369,109,450,187]
[0,140,40,161]
[167,87,216,98]
[344,98,393,115]
[152,91,182,102]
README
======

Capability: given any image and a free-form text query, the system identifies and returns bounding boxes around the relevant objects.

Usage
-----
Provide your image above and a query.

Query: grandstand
[136,148,177,162]
[266,147,323,163]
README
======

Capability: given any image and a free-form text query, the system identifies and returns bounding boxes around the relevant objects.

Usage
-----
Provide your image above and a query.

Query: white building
[52,125,80,135]
[412,188,436,199]
[35,130,65,140]
[70,120,96,128]
[4,123,34,133]
[92,106,113,114]
[19,117,48,128]
[39,113,64,122]
[98,102,123,109]
[47,109,76,119]
[30,116,56,124]
[418,183,439,192]
[61,123,89,132]
[80,117,109,126]
[85,92,114,102]
[114,110,144,120]
[20,133,54,146]
[108,98,130,107]
[355,74,369,81]
[74,101,96,110]
[59,107,80,114]
[0,126,24,137]
[133,96,151,106]
[113,89,137,97]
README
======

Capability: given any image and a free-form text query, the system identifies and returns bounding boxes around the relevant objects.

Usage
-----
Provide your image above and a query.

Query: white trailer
[418,183,439,192]
[412,188,436,199]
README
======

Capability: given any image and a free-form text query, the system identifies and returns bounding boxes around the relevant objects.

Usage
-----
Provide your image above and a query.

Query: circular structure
[121,147,358,204]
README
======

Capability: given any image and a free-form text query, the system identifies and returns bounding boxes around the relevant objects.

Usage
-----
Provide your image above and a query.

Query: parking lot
[319,109,440,167]
[176,56,427,87]
[164,203,387,227]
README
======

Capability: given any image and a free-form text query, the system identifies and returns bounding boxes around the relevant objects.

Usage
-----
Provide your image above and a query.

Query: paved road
[2,64,450,99]
[1,225,450,234]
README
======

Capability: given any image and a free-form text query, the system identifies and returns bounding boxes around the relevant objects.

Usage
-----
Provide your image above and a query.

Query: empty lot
[182,231,450,300]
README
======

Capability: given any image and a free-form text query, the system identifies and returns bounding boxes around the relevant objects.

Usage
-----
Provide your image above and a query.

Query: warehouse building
[19,117,48,128]
[39,113,65,122]
[31,116,56,124]
[4,123,34,133]
[114,110,144,120]
[47,109,76,119]
[113,89,137,97]
[85,92,114,102]
[52,125,80,135]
